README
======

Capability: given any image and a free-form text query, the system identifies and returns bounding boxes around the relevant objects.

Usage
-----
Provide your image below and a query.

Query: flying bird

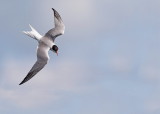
[19,8,65,85]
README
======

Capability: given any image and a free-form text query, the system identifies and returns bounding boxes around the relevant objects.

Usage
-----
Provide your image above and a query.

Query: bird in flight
[19,8,65,85]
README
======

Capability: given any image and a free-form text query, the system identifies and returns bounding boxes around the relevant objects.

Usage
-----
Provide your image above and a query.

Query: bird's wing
[19,43,50,85]
[19,60,47,85]
[45,8,65,42]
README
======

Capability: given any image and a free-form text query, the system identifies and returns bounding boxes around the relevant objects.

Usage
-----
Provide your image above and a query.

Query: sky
[1,0,160,114]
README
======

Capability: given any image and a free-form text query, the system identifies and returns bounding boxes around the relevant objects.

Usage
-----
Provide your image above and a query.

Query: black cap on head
[52,45,58,52]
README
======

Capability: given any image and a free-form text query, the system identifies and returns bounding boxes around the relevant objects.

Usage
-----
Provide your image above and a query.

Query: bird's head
[51,45,59,56]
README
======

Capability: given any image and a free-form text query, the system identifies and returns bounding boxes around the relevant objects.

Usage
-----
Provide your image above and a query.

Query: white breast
[37,42,50,61]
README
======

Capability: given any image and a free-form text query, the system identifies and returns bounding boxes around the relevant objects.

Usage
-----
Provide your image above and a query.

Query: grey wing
[45,8,65,41]
[52,8,64,27]
[19,60,47,85]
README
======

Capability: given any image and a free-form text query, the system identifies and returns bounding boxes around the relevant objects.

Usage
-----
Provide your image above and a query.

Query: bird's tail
[23,24,42,41]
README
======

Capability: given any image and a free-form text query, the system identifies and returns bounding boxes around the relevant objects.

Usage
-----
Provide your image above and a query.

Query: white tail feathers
[23,24,42,41]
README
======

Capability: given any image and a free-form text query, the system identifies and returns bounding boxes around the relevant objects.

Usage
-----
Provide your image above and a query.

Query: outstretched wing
[45,8,65,42]
[19,60,47,85]
[19,43,50,85]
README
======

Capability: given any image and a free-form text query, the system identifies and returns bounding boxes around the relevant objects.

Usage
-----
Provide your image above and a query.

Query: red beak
[56,51,58,56]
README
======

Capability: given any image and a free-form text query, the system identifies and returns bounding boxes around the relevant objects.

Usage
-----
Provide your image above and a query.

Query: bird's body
[19,8,65,85]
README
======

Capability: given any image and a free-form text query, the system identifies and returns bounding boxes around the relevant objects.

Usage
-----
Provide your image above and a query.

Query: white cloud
[138,64,160,82]
[145,91,160,114]
[1,58,91,108]
[0,88,56,108]
[108,55,132,73]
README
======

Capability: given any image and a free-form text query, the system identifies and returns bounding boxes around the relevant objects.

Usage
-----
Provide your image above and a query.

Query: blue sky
[1,0,160,114]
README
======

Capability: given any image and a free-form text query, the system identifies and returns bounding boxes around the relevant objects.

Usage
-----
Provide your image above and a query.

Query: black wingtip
[19,80,25,85]
[52,8,55,12]
[19,82,23,85]
[52,8,56,15]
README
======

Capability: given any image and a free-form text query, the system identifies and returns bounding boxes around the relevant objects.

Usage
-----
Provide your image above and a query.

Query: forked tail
[23,24,42,41]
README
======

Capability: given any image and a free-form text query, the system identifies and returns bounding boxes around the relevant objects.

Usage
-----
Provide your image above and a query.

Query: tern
[19,8,65,85]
